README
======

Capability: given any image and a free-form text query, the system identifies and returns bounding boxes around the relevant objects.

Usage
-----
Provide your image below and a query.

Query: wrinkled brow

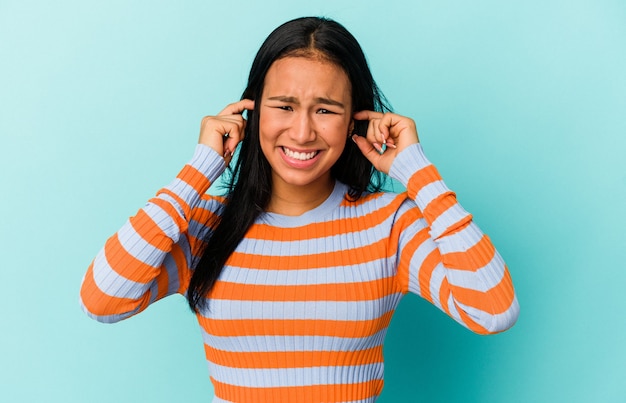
[267,96,345,108]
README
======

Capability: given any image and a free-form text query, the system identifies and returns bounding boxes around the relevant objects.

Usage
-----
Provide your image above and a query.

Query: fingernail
[351,134,358,143]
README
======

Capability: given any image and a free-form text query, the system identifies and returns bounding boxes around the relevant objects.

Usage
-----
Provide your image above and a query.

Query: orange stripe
[422,192,457,225]
[129,209,171,251]
[455,302,490,334]
[104,235,158,283]
[439,277,452,316]
[80,264,149,316]
[190,203,222,230]
[450,269,516,315]
[188,199,224,257]
[212,378,383,403]
[442,235,496,271]
[226,238,388,270]
[406,164,442,199]
[198,311,395,338]
[154,190,190,225]
[154,265,170,301]
[209,276,396,302]
[388,204,425,252]
[205,345,384,369]
[170,244,191,294]
[246,195,405,241]
[416,247,442,303]
[440,213,473,238]
[395,226,430,293]
[177,164,211,194]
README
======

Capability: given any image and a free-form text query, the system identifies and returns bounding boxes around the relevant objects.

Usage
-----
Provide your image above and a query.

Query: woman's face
[259,56,352,195]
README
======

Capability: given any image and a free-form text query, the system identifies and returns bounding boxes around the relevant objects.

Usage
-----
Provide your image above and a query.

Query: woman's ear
[348,119,355,136]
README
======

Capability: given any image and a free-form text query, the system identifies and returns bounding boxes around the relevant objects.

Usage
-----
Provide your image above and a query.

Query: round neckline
[258,181,348,228]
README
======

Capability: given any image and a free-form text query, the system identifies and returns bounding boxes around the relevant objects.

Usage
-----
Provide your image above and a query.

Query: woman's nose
[289,113,316,143]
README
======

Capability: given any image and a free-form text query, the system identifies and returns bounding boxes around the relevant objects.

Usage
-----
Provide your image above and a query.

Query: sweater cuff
[187,143,227,185]
[389,143,452,211]
[389,143,430,186]
[157,144,226,211]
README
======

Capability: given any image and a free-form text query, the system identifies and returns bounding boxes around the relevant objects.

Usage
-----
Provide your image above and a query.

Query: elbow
[79,292,140,324]
[456,295,520,335]
[480,296,520,335]
[79,272,143,324]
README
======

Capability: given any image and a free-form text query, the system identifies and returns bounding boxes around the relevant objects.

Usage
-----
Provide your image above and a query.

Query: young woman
[81,16,519,403]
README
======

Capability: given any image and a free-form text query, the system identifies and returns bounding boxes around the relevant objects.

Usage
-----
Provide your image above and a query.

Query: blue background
[1,1,625,402]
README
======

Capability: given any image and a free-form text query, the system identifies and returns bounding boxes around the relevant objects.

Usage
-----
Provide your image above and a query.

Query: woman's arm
[80,100,253,323]
[389,143,519,334]
[352,111,519,334]
[79,144,225,323]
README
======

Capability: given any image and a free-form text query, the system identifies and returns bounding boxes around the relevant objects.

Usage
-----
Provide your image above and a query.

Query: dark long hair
[187,16,390,312]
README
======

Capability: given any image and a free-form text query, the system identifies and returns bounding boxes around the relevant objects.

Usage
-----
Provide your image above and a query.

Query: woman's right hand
[198,99,255,164]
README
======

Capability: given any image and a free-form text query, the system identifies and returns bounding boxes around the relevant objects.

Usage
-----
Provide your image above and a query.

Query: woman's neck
[266,177,335,216]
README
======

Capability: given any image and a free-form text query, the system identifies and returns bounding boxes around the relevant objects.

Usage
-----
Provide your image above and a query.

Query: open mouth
[282,147,319,161]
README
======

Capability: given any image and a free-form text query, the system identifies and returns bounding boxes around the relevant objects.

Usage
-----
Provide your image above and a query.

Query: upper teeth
[283,147,317,161]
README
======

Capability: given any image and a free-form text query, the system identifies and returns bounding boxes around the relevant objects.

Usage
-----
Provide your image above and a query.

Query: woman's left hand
[351,110,420,175]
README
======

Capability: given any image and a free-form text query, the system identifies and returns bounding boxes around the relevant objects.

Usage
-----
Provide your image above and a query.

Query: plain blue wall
[1,1,624,402]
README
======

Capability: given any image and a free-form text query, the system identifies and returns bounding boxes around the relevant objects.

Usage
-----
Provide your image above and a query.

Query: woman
[81,16,519,402]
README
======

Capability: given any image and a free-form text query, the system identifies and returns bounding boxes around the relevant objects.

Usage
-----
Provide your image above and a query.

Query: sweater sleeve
[389,143,519,334]
[80,144,226,323]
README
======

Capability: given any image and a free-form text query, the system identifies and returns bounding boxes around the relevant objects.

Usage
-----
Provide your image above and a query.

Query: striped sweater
[80,143,519,402]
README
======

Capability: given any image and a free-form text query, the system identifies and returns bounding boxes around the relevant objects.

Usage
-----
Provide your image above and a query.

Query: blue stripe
[208,362,384,388]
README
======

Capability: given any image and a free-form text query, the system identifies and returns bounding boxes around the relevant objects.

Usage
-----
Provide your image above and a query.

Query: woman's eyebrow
[267,95,345,108]
[315,97,345,108]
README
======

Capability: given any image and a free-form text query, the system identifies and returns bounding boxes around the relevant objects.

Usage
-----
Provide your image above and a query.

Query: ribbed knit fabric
[80,143,519,402]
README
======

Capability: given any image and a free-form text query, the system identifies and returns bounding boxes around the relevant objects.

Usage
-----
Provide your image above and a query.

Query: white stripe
[415,179,449,210]
[149,192,186,226]
[430,202,471,239]
[166,177,201,206]
[116,220,167,267]
[336,190,399,217]
[427,263,446,310]
[161,249,184,296]
[93,223,188,301]
[208,363,384,388]
[201,294,401,321]
[436,222,484,255]
[188,143,226,177]
[217,259,395,286]
[92,249,149,300]
[144,195,190,238]
[79,298,138,323]
[446,293,462,324]
[202,329,388,353]
[455,296,520,333]
[237,217,396,256]
[446,253,507,292]
[405,226,438,296]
